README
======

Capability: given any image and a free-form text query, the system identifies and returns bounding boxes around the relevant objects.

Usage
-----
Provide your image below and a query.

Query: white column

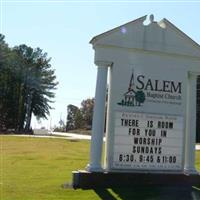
[87,61,111,172]
[184,72,198,174]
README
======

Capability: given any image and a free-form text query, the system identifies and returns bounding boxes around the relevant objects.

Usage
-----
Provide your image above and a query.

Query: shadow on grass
[94,186,200,200]
[94,189,117,200]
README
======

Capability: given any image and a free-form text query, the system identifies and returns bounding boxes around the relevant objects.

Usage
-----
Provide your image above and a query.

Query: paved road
[53,132,200,150]
[3,131,200,150]
[52,132,92,140]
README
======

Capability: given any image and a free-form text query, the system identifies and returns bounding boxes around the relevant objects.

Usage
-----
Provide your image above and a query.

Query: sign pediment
[90,15,200,58]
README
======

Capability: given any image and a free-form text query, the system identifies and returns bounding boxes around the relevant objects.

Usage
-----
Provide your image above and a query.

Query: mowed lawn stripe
[1,136,200,200]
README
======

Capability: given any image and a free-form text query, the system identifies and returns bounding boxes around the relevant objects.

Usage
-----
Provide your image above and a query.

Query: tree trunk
[25,92,33,132]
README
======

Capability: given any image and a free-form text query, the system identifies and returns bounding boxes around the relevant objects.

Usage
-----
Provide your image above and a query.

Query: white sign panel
[112,111,184,170]
[90,16,200,174]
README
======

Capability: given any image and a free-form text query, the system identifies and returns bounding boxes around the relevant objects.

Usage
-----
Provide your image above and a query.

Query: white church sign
[87,15,200,174]
[111,66,185,171]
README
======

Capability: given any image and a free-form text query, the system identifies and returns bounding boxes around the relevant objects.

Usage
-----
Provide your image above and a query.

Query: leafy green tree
[0,34,58,132]
[66,98,95,131]
[0,34,16,130]
[66,104,80,130]
[74,109,84,129]
[80,98,94,128]
[13,44,58,131]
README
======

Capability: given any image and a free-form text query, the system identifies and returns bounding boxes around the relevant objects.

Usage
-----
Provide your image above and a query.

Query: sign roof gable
[90,15,200,58]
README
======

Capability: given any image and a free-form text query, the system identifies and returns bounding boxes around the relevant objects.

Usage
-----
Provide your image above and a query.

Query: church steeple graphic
[128,69,134,91]
[117,69,145,107]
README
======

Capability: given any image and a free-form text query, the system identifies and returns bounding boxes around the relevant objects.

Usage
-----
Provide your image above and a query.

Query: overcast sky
[1,0,200,129]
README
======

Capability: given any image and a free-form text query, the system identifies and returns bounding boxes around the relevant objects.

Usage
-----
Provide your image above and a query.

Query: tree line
[0,34,58,133]
[66,98,94,131]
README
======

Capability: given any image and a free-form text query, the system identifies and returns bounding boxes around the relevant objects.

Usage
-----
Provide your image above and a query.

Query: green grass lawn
[1,136,200,200]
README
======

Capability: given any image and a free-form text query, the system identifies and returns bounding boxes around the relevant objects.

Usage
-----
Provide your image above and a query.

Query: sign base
[72,170,200,189]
